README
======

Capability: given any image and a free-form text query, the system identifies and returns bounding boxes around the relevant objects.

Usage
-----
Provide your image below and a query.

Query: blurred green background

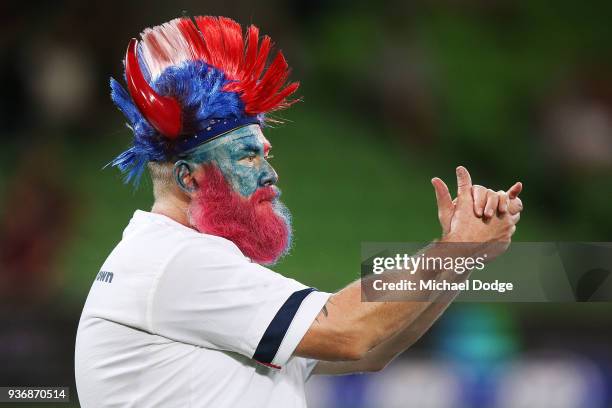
[1,0,612,407]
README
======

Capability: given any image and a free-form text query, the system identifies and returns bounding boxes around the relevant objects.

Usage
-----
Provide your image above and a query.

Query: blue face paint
[182,124,278,197]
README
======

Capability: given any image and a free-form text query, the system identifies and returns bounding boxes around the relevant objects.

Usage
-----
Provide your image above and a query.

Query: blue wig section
[155,61,246,129]
[108,78,165,186]
[108,60,250,188]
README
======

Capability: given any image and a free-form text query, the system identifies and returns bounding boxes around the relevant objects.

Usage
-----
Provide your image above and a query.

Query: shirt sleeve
[149,238,331,369]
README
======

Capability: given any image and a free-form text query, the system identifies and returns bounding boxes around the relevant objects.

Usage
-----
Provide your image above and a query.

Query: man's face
[186,124,277,197]
[184,124,292,265]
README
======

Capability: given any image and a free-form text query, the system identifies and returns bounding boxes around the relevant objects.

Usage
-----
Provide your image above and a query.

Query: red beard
[188,163,291,265]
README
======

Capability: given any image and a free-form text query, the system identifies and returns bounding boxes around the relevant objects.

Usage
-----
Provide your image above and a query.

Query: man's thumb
[456,166,473,205]
[432,177,453,235]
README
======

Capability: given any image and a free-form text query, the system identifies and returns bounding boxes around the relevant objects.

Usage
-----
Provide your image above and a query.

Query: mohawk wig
[109,16,299,186]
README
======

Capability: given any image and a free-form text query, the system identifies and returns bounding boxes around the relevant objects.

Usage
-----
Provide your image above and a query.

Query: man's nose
[259,163,278,187]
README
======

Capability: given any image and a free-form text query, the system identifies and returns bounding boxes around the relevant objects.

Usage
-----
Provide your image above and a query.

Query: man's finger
[484,189,499,218]
[497,190,509,214]
[456,166,473,203]
[508,197,523,215]
[472,185,487,217]
[507,182,522,199]
[431,177,453,234]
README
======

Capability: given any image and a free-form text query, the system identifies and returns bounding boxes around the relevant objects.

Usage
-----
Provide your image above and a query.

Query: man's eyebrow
[236,141,262,153]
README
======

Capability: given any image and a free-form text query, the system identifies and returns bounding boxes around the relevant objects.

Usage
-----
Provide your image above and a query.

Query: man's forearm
[297,240,475,361]
[342,241,474,351]
[312,288,461,375]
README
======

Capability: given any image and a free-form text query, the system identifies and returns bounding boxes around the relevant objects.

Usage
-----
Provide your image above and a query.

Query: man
[75,16,523,407]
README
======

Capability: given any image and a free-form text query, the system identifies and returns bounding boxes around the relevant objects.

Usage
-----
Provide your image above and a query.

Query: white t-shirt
[75,210,330,408]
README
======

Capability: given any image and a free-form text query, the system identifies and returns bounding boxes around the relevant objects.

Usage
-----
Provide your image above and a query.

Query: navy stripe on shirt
[253,287,317,365]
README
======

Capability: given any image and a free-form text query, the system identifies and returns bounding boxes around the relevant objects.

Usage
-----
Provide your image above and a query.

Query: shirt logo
[95,270,114,284]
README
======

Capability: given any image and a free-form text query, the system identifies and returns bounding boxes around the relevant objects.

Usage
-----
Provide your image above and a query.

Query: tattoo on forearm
[315,302,330,323]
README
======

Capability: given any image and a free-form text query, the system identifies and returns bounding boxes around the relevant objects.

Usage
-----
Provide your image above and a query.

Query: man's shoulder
[173,232,247,261]
[160,233,282,286]
[122,210,246,258]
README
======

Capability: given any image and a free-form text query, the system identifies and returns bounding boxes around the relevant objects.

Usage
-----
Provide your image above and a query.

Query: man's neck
[151,195,193,229]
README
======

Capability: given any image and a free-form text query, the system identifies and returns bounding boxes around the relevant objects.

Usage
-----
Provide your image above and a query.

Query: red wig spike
[250,36,272,83]
[176,18,210,61]
[124,39,182,138]
[242,25,260,77]
[193,16,225,71]
[217,17,244,78]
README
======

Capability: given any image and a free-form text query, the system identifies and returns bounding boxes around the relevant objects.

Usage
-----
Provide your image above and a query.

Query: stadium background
[1,0,611,406]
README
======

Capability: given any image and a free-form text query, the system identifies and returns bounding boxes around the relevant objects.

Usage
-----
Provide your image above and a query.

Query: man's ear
[174,160,197,194]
